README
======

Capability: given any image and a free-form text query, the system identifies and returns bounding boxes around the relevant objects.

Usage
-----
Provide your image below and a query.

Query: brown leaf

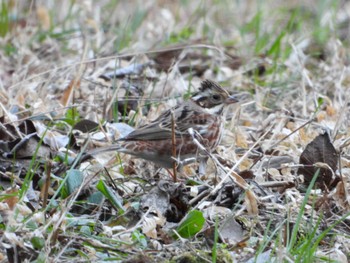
[73,119,99,133]
[60,78,81,107]
[245,190,259,215]
[151,49,182,71]
[229,171,259,215]
[36,6,50,30]
[3,188,19,210]
[18,120,36,135]
[298,132,338,190]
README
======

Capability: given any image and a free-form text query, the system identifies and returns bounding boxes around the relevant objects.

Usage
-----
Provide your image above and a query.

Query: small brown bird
[91,80,239,174]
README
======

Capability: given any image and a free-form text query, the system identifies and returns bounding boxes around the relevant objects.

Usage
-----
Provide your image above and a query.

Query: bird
[89,79,239,175]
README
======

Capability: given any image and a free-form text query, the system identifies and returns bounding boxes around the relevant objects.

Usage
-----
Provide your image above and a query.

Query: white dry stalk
[314,162,336,181]
[332,67,349,139]
[0,104,23,139]
[187,126,263,215]
[54,238,75,262]
[7,44,228,92]
[187,127,220,175]
[105,77,122,114]
[290,43,309,117]
[114,207,151,237]
[63,43,89,107]
[211,123,274,196]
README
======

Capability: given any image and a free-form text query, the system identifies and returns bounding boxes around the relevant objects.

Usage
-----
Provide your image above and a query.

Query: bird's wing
[120,102,212,141]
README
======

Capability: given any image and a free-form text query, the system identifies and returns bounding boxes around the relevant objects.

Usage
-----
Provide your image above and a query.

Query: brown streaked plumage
[90,79,239,173]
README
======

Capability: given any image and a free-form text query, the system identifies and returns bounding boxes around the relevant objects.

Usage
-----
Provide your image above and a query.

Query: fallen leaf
[298,132,338,190]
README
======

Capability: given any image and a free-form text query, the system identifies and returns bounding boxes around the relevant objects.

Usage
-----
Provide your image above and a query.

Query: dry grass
[1,0,350,262]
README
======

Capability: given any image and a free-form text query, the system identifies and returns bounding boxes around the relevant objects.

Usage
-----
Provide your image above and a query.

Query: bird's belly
[119,138,198,167]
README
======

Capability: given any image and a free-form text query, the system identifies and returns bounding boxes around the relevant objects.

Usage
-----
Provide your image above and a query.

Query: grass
[0,0,350,262]
[0,1,9,37]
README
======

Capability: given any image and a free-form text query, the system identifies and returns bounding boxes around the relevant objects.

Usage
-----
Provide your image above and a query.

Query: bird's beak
[225,95,239,104]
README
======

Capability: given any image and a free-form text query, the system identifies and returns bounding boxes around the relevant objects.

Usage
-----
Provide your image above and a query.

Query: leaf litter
[1,1,350,262]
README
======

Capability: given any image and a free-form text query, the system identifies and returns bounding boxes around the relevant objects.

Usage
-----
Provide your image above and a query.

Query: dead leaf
[219,216,247,246]
[298,132,338,190]
[60,78,81,107]
[3,188,19,210]
[73,119,100,133]
[142,216,157,239]
[229,171,259,215]
[245,190,259,215]
[326,105,336,116]
[151,49,182,71]
[36,6,50,30]
[141,180,189,223]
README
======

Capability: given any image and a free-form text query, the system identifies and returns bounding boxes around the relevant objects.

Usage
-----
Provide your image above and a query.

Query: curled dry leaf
[333,179,350,210]
[141,180,189,223]
[219,216,248,246]
[245,190,259,215]
[142,216,157,239]
[229,171,259,215]
[297,132,339,190]
[34,122,69,150]
[60,78,81,107]
[142,214,166,239]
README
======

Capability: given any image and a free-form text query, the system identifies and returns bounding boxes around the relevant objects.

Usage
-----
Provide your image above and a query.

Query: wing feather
[120,102,213,141]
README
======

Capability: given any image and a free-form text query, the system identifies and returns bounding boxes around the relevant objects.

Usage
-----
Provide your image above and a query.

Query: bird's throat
[202,104,225,115]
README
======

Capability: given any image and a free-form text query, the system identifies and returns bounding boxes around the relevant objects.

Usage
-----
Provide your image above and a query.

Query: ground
[0,1,350,262]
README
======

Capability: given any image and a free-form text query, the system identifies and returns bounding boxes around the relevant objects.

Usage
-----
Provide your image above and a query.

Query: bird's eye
[212,94,221,100]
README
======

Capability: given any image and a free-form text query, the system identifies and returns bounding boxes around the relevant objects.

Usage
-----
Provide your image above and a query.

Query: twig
[8,44,229,90]
[41,160,51,210]
[269,118,315,149]
[104,167,119,190]
[210,124,274,196]
[171,110,177,182]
